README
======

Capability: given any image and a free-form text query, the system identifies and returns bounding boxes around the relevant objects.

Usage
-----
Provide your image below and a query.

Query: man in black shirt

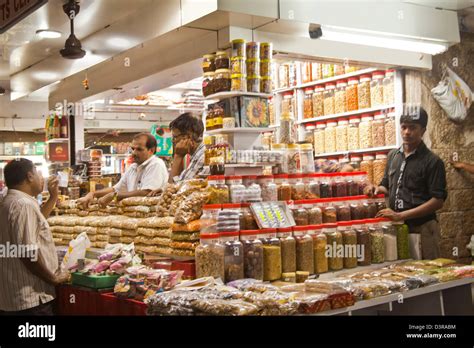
[366,107,447,259]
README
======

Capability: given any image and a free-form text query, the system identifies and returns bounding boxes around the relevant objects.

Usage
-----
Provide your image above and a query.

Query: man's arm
[117,189,151,200]
[40,176,59,219]
[77,187,114,209]
[452,161,474,175]
[20,256,65,286]
[169,155,184,183]
[399,197,444,221]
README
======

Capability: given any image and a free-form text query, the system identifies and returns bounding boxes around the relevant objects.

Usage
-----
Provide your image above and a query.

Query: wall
[405,32,474,264]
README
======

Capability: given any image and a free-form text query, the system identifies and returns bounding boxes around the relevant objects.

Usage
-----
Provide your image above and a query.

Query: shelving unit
[46,138,69,144]
[205,91,273,101]
[314,145,399,158]
[273,68,378,94]
[205,127,272,135]
[297,104,396,125]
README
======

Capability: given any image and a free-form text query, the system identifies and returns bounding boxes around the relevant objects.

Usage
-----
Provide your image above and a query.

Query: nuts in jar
[232,39,246,57]
[312,85,324,117]
[247,75,261,93]
[346,77,359,111]
[372,112,386,148]
[246,58,260,76]
[215,51,230,70]
[260,59,271,76]
[214,69,231,93]
[202,54,216,73]
[231,73,246,92]
[358,74,371,109]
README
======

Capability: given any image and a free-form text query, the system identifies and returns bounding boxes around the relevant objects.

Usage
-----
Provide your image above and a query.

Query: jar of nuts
[314,122,326,155]
[304,87,314,119]
[313,230,328,274]
[261,229,282,281]
[346,77,359,111]
[275,174,292,200]
[241,230,264,280]
[323,83,336,116]
[359,114,374,149]
[278,227,297,273]
[208,175,230,204]
[348,116,360,151]
[323,223,343,271]
[385,111,396,146]
[324,120,337,153]
[293,226,315,274]
[312,85,325,118]
[383,69,395,105]
[336,118,349,152]
[372,112,386,148]
[221,231,244,282]
[195,233,225,280]
[335,79,347,114]
[358,74,371,109]
[360,154,375,184]
[370,71,385,107]
[373,152,388,187]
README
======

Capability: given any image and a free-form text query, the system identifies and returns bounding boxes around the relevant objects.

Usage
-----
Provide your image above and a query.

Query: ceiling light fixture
[36,29,62,39]
[319,25,449,55]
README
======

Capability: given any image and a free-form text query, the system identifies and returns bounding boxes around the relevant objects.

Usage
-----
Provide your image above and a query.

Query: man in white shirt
[78,133,168,208]
[0,158,69,315]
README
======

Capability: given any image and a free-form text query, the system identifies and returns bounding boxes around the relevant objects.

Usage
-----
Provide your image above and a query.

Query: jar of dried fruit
[358,74,371,109]
[335,79,347,114]
[346,77,359,111]
[304,87,314,119]
[312,85,325,118]
[323,83,336,116]
[383,69,395,105]
[359,114,374,149]
[336,118,349,152]
[373,152,388,187]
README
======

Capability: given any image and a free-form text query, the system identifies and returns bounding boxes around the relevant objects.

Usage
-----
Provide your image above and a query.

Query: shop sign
[0,0,48,34]
[48,142,69,162]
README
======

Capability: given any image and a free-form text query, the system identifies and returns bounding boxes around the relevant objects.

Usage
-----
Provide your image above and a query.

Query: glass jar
[202,72,215,97]
[288,63,298,87]
[278,64,289,89]
[336,118,349,152]
[247,75,261,93]
[306,174,320,199]
[366,198,378,218]
[278,228,297,273]
[368,219,385,264]
[286,144,300,174]
[205,107,215,131]
[311,62,322,81]
[241,230,264,280]
[335,198,351,221]
[279,112,295,144]
[312,85,325,118]
[307,200,323,224]
[339,222,357,268]
[272,144,288,174]
[324,120,337,153]
[200,204,221,235]
[195,233,225,280]
[344,173,356,198]
[380,218,397,262]
[215,51,230,70]
[293,226,315,274]
[289,174,306,201]
[224,176,244,204]
[246,41,260,59]
[322,63,334,79]
[260,59,271,76]
[214,69,231,93]
[261,76,272,94]
[319,175,332,198]
[373,152,388,187]
[218,204,241,233]
[302,62,312,83]
[347,116,360,151]
[313,230,328,274]
[261,230,282,281]
[370,71,384,107]
[232,39,246,57]
[331,174,348,198]
[202,54,216,73]
[324,223,343,271]
[360,154,375,185]
[260,42,272,60]
[394,222,410,259]
[221,232,244,282]
[372,112,386,148]
[291,202,309,226]
[275,174,291,201]
[346,77,359,111]
[375,194,387,213]
[257,175,278,202]
[230,57,246,75]
[354,220,371,266]
[359,114,374,149]
[299,144,315,174]
[322,200,337,223]
[208,175,230,204]
[314,122,326,155]
[385,110,396,146]
[243,175,262,202]
[334,64,345,76]
[303,88,314,119]
[231,73,247,92]
[239,203,258,230]
[209,156,225,175]
[358,74,371,109]
[335,80,347,114]
[246,57,260,76]
[349,155,362,171]
[383,69,395,105]
[304,124,315,145]
[323,83,336,116]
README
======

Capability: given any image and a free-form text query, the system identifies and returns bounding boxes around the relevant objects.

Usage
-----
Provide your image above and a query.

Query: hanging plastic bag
[431,67,473,123]
[61,232,91,271]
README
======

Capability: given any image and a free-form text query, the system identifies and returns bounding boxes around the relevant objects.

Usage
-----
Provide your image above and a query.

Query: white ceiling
[403,0,474,10]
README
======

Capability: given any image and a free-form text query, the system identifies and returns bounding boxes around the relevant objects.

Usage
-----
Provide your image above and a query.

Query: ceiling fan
[60,0,86,59]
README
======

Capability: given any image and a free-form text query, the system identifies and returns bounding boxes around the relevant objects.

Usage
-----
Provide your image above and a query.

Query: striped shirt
[175,143,207,182]
[114,155,168,193]
[0,189,58,311]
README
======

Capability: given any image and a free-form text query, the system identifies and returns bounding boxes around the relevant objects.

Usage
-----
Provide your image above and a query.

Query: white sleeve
[140,158,169,191]
[113,169,129,193]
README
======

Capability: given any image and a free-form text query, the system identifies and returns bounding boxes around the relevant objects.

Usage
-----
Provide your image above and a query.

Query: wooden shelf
[205,91,273,101]
[314,145,398,158]
[205,127,272,135]
[273,68,378,94]
[298,104,396,125]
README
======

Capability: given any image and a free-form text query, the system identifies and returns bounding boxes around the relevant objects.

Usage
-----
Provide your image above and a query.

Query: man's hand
[98,192,115,208]
[53,270,70,285]
[174,137,194,157]
[363,184,378,197]
[450,161,465,170]
[77,192,94,209]
[147,189,162,197]
[376,208,404,222]
[47,176,59,198]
